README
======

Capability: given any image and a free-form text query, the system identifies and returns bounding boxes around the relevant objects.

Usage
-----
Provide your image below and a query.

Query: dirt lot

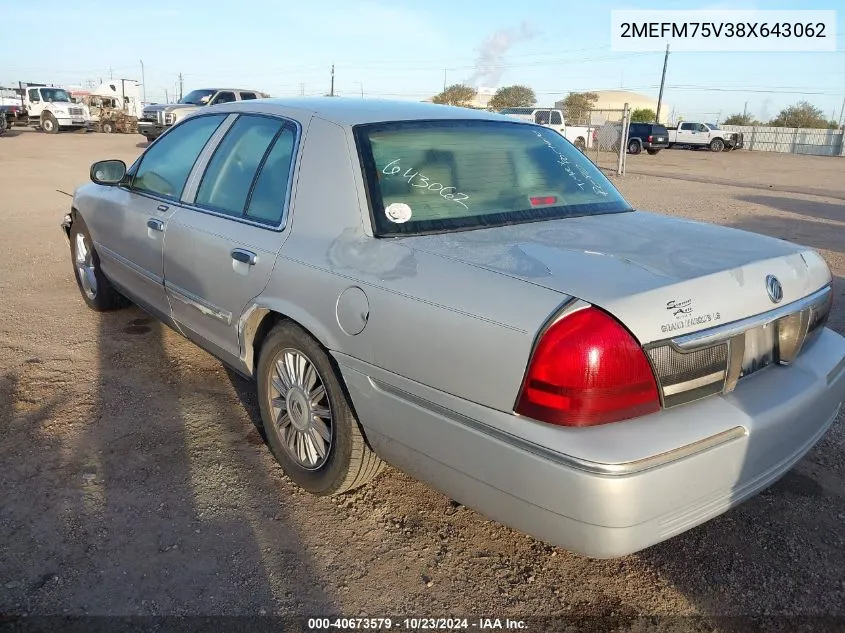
[1,128,844,630]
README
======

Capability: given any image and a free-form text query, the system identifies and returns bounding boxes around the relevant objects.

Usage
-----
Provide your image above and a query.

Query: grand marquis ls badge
[766,274,783,304]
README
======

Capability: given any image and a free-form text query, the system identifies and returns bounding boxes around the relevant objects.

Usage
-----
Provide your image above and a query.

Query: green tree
[630,108,657,123]
[723,113,756,126]
[770,101,830,128]
[488,85,536,110]
[432,84,477,107]
[557,91,598,125]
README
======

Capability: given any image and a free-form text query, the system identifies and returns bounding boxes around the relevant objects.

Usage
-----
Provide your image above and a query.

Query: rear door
[162,113,299,364]
[676,122,697,143]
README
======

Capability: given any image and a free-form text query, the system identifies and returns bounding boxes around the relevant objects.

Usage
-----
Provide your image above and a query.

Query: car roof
[207,97,520,127]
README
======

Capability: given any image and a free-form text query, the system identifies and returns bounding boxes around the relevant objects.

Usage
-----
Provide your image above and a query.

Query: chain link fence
[719,124,844,156]
[578,105,631,175]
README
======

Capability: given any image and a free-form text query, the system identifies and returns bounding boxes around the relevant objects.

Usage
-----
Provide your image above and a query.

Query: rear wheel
[710,138,725,152]
[627,139,641,155]
[69,217,127,311]
[41,113,59,134]
[257,321,384,495]
[646,148,660,155]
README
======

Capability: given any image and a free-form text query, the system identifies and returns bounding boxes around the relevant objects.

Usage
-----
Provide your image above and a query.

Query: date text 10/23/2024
[307,617,528,630]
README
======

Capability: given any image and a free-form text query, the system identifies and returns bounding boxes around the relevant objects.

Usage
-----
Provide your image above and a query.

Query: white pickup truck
[498,107,593,151]
[667,122,744,152]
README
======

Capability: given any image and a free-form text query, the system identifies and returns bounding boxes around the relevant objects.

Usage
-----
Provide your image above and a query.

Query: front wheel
[101,121,115,134]
[257,321,385,495]
[69,217,127,311]
[646,148,660,155]
[627,139,642,155]
[710,138,725,152]
[574,137,586,151]
[41,114,59,134]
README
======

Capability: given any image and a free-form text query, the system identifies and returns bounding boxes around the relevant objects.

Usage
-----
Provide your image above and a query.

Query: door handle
[147,218,164,232]
[156,204,169,212]
[231,249,257,265]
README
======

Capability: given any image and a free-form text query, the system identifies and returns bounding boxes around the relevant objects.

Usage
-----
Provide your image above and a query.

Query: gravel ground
[1,128,844,631]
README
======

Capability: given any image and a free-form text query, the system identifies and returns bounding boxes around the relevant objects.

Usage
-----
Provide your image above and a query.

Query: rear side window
[550,111,562,125]
[246,126,296,225]
[355,120,631,237]
[653,125,668,135]
[132,114,226,199]
[240,92,258,100]
[195,115,284,216]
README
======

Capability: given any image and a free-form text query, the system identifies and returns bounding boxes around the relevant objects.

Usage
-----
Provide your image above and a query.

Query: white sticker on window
[385,202,412,223]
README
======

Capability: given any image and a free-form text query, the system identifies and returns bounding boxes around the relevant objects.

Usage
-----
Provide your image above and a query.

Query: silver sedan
[62,98,845,558]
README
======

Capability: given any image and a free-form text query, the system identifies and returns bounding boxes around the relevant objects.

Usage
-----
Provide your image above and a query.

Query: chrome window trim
[181,113,239,202]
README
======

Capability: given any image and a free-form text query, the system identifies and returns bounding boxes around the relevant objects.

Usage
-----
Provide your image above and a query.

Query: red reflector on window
[530,196,557,206]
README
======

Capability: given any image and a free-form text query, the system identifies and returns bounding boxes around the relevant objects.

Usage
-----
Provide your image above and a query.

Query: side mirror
[90,159,127,185]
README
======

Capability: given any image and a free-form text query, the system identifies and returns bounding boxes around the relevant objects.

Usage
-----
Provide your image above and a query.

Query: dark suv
[626,123,669,155]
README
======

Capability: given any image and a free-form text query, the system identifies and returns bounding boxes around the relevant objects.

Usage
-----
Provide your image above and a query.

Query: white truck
[23,84,92,133]
[498,107,593,151]
[667,122,744,152]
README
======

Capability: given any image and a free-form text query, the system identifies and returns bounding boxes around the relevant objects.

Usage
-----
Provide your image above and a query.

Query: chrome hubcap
[268,349,332,470]
[74,233,97,300]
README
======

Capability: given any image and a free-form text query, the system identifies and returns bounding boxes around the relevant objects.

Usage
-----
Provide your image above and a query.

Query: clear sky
[3,0,844,123]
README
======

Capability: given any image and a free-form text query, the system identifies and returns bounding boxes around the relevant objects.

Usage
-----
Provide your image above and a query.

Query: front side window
[356,120,631,237]
[211,91,236,105]
[179,89,215,105]
[195,115,291,222]
[28,89,41,102]
[132,114,226,199]
[534,110,550,125]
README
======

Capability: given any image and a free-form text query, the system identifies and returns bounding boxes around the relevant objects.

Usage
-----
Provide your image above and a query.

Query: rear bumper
[337,328,845,558]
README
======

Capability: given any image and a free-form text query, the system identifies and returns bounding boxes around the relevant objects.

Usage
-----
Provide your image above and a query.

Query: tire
[102,121,115,134]
[257,321,384,495]
[710,138,725,152]
[143,135,155,143]
[69,216,127,311]
[646,148,660,155]
[41,114,59,134]
[574,137,586,151]
[667,143,674,149]
[627,139,642,155]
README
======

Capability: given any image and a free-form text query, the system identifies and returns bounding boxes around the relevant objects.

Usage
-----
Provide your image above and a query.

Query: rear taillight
[515,307,660,427]
[647,135,653,142]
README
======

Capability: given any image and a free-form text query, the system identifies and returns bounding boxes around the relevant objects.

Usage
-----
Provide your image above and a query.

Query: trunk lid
[403,210,830,344]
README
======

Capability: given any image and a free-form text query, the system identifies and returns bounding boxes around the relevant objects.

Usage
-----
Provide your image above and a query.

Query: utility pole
[140,59,146,105]
[299,82,304,96]
[358,82,364,98]
[839,95,845,128]
[330,65,335,97]
[743,101,748,118]
[443,69,447,91]
[178,73,183,101]
[655,43,669,124]
[165,89,169,104]
[109,66,113,80]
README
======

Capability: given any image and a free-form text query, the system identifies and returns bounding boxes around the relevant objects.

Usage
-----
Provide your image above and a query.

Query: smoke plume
[465,21,540,88]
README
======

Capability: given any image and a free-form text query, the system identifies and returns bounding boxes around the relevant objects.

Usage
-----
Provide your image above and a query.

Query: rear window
[355,120,631,236]
[652,125,668,135]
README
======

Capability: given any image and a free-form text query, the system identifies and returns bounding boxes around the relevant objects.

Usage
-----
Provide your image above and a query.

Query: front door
[92,113,231,317]
[163,114,299,364]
